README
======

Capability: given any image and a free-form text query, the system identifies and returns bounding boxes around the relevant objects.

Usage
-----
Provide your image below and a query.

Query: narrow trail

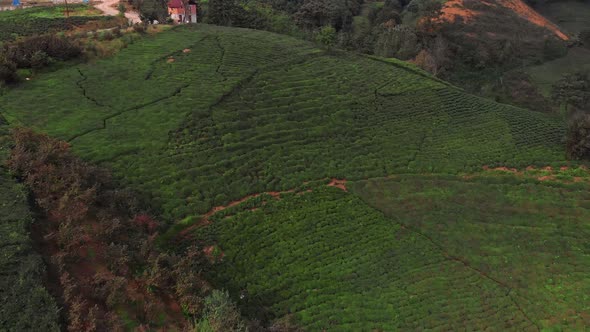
[177,178,348,239]
[94,0,140,23]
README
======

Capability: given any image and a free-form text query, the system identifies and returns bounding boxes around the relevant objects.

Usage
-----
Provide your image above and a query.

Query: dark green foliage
[374,25,420,59]
[2,34,81,69]
[294,0,361,31]
[315,25,336,48]
[195,290,248,332]
[0,162,61,331]
[135,0,168,22]
[207,0,238,26]
[0,5,115,42]
[552,71,590,113]
[0,54,18,85]
[566,112,590,160]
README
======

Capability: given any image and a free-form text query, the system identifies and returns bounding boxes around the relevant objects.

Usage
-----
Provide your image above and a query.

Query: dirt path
[94,0,140,24]
[178,178,348,239]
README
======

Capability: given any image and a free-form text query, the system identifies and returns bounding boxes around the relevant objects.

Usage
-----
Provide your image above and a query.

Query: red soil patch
[203,245,225,262]
[167,57,175,63]
[327,178,348,192]
[440,0,480,23]
[182,48,191,53]
[502,0,569,40]
[440,0,568,40]
[482,166,519,173]
[537,175,555,182]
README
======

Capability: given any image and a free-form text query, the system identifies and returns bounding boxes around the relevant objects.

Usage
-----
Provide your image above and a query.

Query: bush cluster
[2,34,82,69]
[7,128,215,330]
[566,112,590,160]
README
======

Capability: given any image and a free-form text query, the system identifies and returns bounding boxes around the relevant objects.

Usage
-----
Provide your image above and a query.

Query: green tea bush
[0,8,116,42]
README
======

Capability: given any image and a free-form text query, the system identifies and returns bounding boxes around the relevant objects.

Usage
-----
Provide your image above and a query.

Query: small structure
[167,0,197,24]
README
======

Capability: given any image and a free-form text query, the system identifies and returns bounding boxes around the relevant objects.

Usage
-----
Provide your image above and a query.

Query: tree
[415,0,443,34]
[0,55,18,85]
[552,71,590,114]
[194,290,247,332]
[316,25,336,49]
[566,112,590,160]
[295,0,360,31]
[374,25,420,59]
[135,0,167,22]
[208,0,238,26]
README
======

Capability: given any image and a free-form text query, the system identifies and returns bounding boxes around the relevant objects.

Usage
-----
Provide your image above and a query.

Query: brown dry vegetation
[7,128,211,330]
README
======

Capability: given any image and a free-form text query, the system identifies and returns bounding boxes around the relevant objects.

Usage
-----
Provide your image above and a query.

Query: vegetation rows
[0,24,567,223]
[1,24,586,330]
[0,5,114,42]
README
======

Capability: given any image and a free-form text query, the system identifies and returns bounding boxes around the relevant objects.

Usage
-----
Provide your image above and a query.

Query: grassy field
[1,24,586,330]
[0,5,111,41]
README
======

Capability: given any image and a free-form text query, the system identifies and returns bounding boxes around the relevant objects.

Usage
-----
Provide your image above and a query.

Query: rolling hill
[1,24,588,330]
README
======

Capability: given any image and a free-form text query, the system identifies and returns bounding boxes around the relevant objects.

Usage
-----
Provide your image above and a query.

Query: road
[94,0,141,24]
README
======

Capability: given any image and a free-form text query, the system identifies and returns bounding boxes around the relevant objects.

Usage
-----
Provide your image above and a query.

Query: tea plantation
[1,24,586,330]
[0,5,112,41]
[0,24,566,220]
[192,176,590,330]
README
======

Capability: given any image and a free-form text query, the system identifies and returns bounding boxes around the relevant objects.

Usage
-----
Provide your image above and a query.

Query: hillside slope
[0,24,587,330]
[430,0,570,69]
[440,0,568,40]
[0,24,566,220]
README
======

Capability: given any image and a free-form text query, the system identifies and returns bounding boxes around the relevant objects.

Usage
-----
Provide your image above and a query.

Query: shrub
[30,50,51,69]
[133,23,147,34]
[194,290,247,332]
[566,112,590,160]
[0,55,18,84]
[315,25,336,49]
[1,34,81,69]
[374,25,420,59]
[118,2,127,15]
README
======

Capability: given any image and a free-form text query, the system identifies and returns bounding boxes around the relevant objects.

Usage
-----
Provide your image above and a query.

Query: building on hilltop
[167,0,197,24]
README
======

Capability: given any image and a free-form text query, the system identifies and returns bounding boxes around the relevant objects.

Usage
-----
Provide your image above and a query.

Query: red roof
[168,0,182,9]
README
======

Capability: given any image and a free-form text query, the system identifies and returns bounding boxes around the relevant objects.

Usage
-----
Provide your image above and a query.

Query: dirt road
[94,0,141,24]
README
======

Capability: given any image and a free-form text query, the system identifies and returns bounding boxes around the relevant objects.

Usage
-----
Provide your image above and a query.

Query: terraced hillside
[193,172,590,330]
[1,24,586,330]
[1,24,566,220]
